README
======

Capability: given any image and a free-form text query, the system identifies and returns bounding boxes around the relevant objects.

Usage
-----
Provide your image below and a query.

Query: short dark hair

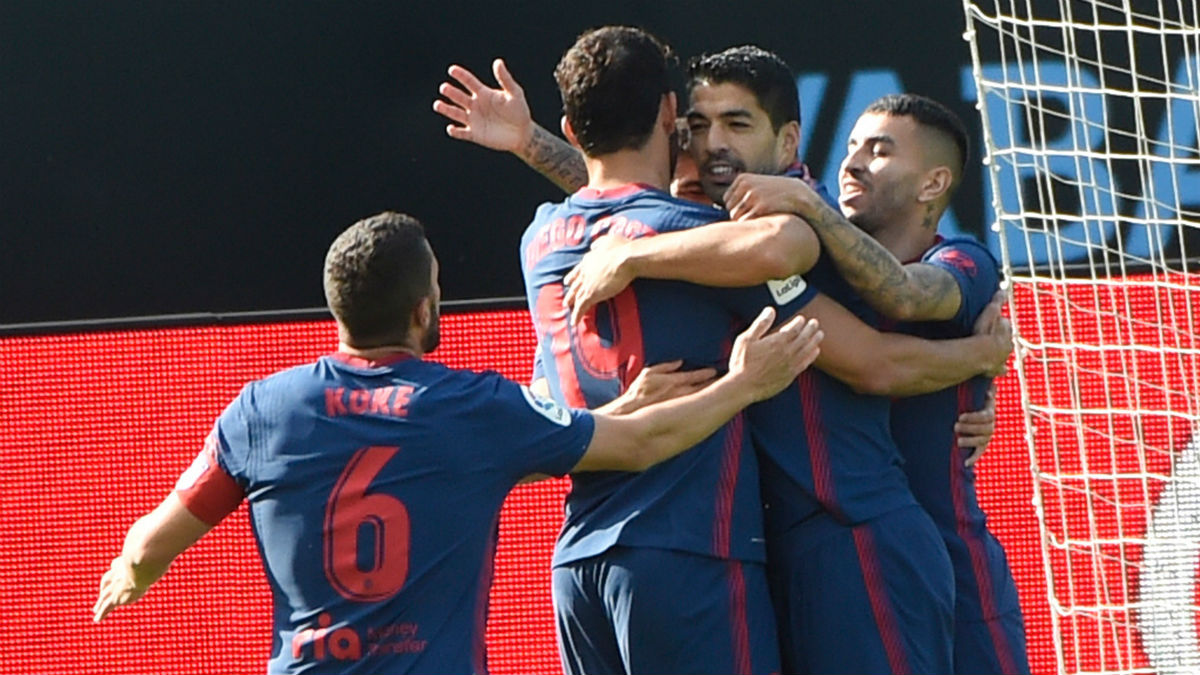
[865,93,970,180]
[687,45,800,132]
[323,211,433,347]
[554,26,673,157]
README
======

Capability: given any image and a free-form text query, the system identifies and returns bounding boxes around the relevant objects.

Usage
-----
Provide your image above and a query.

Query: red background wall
[1,305,1051,674]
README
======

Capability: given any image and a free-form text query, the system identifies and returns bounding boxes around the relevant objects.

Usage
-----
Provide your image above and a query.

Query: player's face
[686,82,791,205]
[838,112,928,235]
[671,148,713,205]
[420,253,441,353]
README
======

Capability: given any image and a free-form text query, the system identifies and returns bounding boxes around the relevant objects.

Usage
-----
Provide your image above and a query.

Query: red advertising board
[0,302,1068,674]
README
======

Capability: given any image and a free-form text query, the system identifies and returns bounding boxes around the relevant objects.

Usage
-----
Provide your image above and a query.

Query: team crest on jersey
[520,386,571,426]
[932,249,978,277]
[767,274,808,305]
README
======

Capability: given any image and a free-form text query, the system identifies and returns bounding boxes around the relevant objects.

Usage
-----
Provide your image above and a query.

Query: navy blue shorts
[553,546,781,675]
[767,505,954,674]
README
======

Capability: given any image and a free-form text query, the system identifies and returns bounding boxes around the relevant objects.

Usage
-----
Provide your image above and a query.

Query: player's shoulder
[239,360,322,401]
[523,199,569,238]
[923,235,999,276]
[577,184,722,224]
[626,192,726,233]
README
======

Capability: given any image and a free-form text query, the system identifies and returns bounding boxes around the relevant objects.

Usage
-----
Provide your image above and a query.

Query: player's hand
[957,382,998,466]
[93,556,148,622]
[728,308,823,401]
[434,58,534,154]
[602,361,718,415]
[725,173,815,220]
[973,291,1013,378]
[563,233,634,324]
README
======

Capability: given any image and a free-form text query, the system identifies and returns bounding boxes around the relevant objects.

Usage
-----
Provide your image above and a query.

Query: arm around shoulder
[573,308,823,472]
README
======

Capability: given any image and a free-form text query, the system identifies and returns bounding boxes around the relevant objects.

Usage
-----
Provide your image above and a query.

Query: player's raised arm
[805,291,1011,397]
[732,171,963,322]
[93,493,214,622]
[433,58,587,193]
[563,212,819,323]
[574,308,822,472]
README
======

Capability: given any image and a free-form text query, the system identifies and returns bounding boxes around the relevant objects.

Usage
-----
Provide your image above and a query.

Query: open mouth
[703,162,740,184]
[840,180,866,198]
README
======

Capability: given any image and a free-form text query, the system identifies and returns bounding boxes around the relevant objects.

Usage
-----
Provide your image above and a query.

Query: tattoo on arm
[810,202,961,321]
[523,126,588,193]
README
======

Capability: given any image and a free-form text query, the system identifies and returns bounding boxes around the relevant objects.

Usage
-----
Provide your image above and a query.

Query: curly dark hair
[687,45,799,132]
[554,26,674,157]
[323,211,432,347]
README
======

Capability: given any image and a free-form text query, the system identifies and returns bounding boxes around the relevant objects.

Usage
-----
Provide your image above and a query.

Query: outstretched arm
[93,493,214,622]
[726,173,962,322]
[433,58,587,193]
[563,213,819,323]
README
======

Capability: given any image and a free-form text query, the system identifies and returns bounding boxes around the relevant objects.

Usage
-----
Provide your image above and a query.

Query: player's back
[521,184,807,566]
[211,352,592,674]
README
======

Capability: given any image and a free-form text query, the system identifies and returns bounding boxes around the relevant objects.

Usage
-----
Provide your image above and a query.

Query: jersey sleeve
[924,238,1000,332]
[531,346,545,383]
[714,271,819,328]
[469,373,596,480]
[173,427,246,526]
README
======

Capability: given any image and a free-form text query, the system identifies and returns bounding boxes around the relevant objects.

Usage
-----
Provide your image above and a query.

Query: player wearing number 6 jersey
[92,212,823,675]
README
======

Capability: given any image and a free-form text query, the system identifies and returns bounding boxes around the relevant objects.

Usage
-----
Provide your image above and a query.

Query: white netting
[962,1,1200,674]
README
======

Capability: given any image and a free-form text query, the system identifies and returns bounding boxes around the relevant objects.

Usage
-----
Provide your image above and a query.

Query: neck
[582,141,671,191]
[338,342,421,360]
[337,326,423,360]
[873,208,942,262]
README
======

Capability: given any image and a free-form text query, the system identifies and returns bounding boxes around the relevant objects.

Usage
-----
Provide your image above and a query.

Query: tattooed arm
[519,124,588,193]
[725,173,963,322]
[434,58,587,193]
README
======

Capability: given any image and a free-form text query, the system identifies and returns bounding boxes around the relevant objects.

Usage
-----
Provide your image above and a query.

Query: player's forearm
[518,124,588,193]
[607,375,757,471]
[859,333,1000,397]
[626,215,817,286]
[805,200,958,321]
[121,494,213,589]
[119,516,183,591]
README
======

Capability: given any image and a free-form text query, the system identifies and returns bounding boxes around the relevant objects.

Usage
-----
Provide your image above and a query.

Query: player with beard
[725,94,1031,675]
[439,43,1009,675]
[92,210,825,675]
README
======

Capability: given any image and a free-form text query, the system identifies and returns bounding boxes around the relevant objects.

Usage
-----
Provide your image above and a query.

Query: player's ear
[776,120,800,168]
[561,116,581,150]
[660,92,678,135]
[918,165,953,203]
[414,296,433,333]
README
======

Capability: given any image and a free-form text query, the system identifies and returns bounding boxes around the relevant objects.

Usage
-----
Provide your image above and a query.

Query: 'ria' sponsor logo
[293,614,427,662]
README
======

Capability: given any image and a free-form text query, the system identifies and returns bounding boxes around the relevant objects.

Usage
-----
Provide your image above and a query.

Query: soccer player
[725,94,1031,674]
[450,30,1009,675]
[521,27,816,675]
[91,211,825,675]
[556,51,1016,674]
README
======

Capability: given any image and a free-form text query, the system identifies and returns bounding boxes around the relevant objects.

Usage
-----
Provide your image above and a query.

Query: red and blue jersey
[753,251,920,533]
[885,237,1024,621]
[174,352,594,675]
[520,183,816,567]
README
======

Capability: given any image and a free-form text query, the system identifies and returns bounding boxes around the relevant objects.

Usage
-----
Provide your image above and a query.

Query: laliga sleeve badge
[520,386,571,426]
[767,274,807,305]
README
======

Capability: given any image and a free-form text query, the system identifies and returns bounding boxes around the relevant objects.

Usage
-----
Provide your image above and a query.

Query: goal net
[961,2,1200,674]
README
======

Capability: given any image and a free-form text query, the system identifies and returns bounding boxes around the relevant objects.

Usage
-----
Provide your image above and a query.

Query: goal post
[961,2,1200,674]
